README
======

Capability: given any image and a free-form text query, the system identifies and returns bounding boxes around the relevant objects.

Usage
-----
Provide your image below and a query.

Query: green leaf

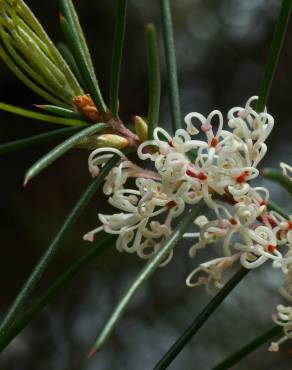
[263,168,292,196]
[59,1,107,114]
[109,0,128,117]
[0,234,116,352]
[268,200,290,219]
[256,0,292,112]
[57,42,86,89]
[0,126,86,154]
[159,0,181,132]
[0,1,83,104]
[24,122,108,184]
[146,23,161,139]
[0,155,120,336]
[0,28,68,102]
[89,202,204,355]
[211,325,281,370]
[10,26,73,99]
[0,44,69,107]
[14,16,53,58]
[153,268,249,370]
[34,104,84,120]
[0,102,88,126]
[19,0,83,97]
[59,0,96,84]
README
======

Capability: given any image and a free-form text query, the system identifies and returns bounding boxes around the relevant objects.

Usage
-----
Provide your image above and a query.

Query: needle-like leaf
[34,104,84,119]
[256,0,292,112]
[89,202,204,356]
[57,42,86,89]
[109,0,128,117]
[268,200,290,219]
[18,0,83,97]
[263,168,292,196]
[0,1,83,105]
[0,102,88,126]
[211,325,282,370]
[0,126,85,154]
[24,122,108,184]
[59,1,107,114]
[0,29,68,102]
[59,0,97,84]
[153,267,249,370]
[0,44,69,107]
[0,234,116,352]
[0,155,120,336]
[146,23,161,139]
[159,0,181,132]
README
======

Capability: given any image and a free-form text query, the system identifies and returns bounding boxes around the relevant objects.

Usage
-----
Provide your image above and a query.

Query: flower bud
[134,115,148,142]
[73,95,104,122]
[79,134,129,150]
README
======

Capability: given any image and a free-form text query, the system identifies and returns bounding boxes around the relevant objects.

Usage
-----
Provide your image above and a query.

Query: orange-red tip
[23,177,29,187]
[87,347,97,359]
[59,12,65,22]
[33,104,44,109]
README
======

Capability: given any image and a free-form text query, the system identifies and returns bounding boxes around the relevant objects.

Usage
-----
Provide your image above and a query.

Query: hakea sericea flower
[84,96,292,350]
[269,305,292,352]
[84,96,275,262]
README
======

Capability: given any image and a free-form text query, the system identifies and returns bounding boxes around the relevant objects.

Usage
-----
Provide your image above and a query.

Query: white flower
[269,305,292,352]
[85,98,288,296]
[88,148,126,178]
[83,96,292,350]
[186,253,240,293]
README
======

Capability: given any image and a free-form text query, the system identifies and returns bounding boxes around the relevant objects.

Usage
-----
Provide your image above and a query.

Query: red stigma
[186,169,207,181]
[267,244,276,254]
[210,137,218,148]
[288,221,292,230]
[186,169,197,178]
[260,200,267,206]
[168,140,174,147]
[236,175,245,183]
[236,171,249,183]
[166,200,177,209]
[197,172,208,181]
[229,218,237,226]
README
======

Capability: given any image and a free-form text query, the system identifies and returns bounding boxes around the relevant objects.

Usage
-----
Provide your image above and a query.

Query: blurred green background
[0,0,292,369]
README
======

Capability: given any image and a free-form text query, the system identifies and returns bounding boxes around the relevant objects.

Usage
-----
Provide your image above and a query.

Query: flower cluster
[84,96,292,351]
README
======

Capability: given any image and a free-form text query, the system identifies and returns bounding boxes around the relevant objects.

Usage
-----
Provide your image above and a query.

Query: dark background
[0,0,292,369]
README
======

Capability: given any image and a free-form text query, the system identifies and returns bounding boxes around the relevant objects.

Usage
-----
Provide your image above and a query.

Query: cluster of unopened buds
[83,96,292,352]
